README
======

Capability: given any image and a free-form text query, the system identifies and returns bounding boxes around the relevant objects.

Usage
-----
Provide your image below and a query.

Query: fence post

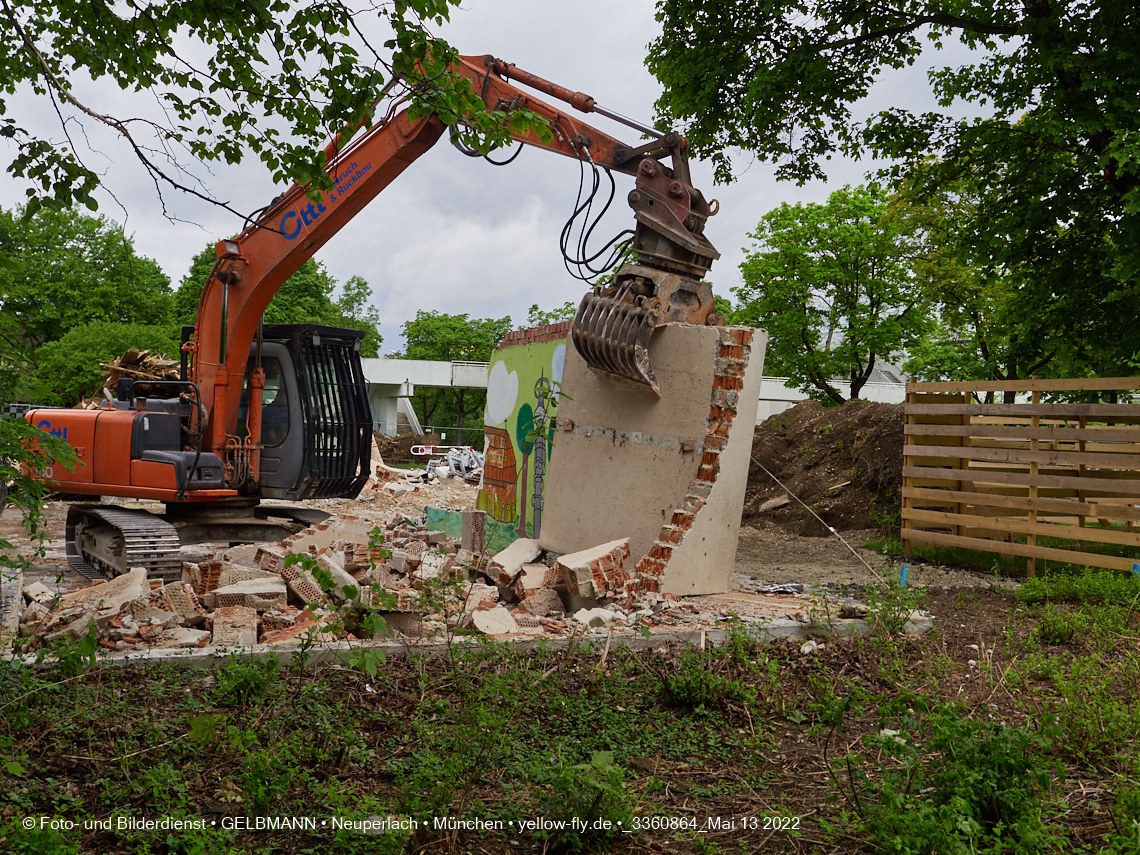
[1027,387,1040,576]
[902,387,915,559]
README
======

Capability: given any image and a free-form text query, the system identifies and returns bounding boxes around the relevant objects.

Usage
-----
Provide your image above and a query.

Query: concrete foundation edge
[5,612,933,669]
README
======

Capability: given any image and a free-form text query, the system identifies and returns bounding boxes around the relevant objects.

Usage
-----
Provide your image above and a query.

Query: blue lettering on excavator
[37,419,67,441]
[278,165,370,241]
[281,211,302,239]
[282,199,330,239]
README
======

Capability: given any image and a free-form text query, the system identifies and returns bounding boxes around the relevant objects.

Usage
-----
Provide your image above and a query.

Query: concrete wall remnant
[540,325,766,596]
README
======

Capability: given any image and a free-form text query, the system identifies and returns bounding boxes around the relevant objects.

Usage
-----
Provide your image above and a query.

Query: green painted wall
[476,337,567,542]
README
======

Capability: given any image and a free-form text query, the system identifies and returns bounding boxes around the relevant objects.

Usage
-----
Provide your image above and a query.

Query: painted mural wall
[476,323,569,545]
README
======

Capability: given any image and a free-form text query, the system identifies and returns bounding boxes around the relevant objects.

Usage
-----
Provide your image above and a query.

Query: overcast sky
[0,0,974,354]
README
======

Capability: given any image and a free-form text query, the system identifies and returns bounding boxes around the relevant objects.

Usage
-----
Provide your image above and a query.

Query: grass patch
[5,581,1140,852]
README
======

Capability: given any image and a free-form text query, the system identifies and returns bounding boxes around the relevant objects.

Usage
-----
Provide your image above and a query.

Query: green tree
[393,311,512,444]
[0,206,171,352]
[894,183,1056,401]
[649,0,1140,374]
[34,322,179,406]
[0,0,548,216]
[731,184,929,403]
[524,301,577,328]
[334,275,383,357]
[174,245,382,356]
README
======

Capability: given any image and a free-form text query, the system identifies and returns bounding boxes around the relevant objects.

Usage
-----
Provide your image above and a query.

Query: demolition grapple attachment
[569,148,722,395]
[571,266,720,395]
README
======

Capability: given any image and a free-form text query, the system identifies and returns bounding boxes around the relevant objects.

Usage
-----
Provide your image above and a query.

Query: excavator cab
[235,324,373,501]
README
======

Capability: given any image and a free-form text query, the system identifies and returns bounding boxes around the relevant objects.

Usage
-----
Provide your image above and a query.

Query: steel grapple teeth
[571,292,660,395]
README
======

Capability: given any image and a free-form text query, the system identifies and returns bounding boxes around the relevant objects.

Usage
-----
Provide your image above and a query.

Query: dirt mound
[374,432,442,464]
[743,398,904,535]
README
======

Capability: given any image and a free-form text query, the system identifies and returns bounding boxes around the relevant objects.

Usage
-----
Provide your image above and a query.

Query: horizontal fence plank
[904,508,1140,549]
[906,443,1140,470]
[902,529,1137,572]
[903,486,1140,523]
[904,424,1140,443]
[906,377,1140,394]
[901,466,1140,497]
[907,403,1140,419]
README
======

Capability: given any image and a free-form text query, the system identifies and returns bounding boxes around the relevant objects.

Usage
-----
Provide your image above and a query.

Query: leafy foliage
[0,206,171,352]
[0,417,76,571]
[731,184,929,403]
[524,301,577,328]
[650,0,1140,377]
[0,0,544,216]
[393,310,511,441]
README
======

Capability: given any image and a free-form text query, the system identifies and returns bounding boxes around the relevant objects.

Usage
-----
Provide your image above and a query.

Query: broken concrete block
[464,583,499,612]
[22,580,54,604]
[279,564,325,606]
[490,538,542,585]
[760,495,791,513]
[512,610,543,633]
[426,530,447,545]
[471,606,519,636]
[145,581,206,627]
[316,554,359,603]
[415,552,453,584]
[572,607,615,628]
[21,600,50,627]
[211,605,258,647]
[217,563,277,591]
[255,545,288,573]
[160,627,211,648]
[521,588,563,618]
[388,550,408,573]
[554,538,631,599]
[220,543,262,567]
[516,563,548,595]
[56,567,150,628]
[45,612,95,642]
[202,577,288,611]
[461,509,488,554]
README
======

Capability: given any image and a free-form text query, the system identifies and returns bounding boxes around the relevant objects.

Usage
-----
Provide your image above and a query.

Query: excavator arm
[189,54,722,487]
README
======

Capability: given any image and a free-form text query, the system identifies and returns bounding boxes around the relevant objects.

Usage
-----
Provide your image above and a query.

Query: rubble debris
[521,588,563,618]
[146,581,207,627]
[12,501,892,656]
[759,495,790,513]
[77,348,180,409]
[58,567,150,627]
[471,606,519,636]
[489,538,542,585]
[211,606,259,647]
[554,538,630,600]
[573,607,618,628]
[201,578,288,611]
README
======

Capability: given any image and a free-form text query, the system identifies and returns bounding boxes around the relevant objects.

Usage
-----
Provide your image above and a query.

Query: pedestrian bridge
[360,359,488,435]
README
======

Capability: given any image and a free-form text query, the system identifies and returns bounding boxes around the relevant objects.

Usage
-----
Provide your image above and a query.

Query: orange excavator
[24,55,722,581]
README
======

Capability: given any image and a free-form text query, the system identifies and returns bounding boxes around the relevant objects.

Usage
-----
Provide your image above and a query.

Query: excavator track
[66,505,183,584]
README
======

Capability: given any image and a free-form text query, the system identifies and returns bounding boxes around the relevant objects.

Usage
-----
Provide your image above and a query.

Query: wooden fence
[902,377,1140,576]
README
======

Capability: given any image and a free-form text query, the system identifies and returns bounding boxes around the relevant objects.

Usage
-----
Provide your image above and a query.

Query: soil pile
[373,432,443,463]
[743,398,904,535]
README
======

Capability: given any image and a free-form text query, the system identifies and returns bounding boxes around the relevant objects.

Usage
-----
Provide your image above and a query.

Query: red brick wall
[497,320,573,350]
